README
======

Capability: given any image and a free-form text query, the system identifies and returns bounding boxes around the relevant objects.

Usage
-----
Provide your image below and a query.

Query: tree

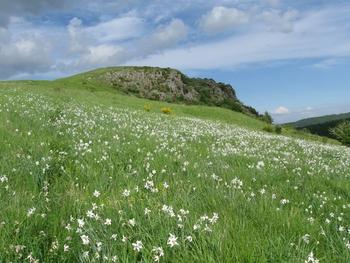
[330,121,350,146]
[261,111,273,124]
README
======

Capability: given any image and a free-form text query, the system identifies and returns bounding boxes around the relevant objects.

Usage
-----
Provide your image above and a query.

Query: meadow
[0,81,349,262]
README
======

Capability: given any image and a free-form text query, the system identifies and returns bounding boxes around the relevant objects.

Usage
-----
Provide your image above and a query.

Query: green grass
[0,79,349,262]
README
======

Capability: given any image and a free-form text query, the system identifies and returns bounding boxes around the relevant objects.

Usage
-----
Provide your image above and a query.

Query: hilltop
[62,66,260,117]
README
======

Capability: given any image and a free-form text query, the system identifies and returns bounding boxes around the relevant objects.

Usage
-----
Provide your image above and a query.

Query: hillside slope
[287,112,350,138]
[0,77,349,262]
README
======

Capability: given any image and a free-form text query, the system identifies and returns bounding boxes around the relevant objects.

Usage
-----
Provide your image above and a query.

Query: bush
[275,125,282,134]
[263,125,274,133]
[330,121,350,145]
[161,107,173,115]
[144,104,152,112]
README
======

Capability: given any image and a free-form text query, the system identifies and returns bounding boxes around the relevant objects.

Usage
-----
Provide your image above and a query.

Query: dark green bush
[263,125,274,133]
[275,125,282,134]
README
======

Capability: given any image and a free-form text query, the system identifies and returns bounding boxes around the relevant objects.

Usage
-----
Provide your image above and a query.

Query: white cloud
[0,37,52,78]
[312,58,340,69]
[85,17,145,42]
[1,2,350,79]
[82,44,124,65]
[260,9,298,33]
[129,6,350,70]
[146,19,188,50]
[63,18,188,72]
[200,6,249,34]
[274,106,290,114]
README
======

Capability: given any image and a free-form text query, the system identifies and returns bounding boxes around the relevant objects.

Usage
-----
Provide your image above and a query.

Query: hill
[62,66,260,117]
[0,70,349,262]
[287,112,350,138]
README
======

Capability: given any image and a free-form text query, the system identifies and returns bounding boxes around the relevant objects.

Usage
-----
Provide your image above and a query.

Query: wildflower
[152,247,164,262]
[231,177,243,189]
[167,233,178,248]
[132,240,143,252]
[80,235,90,245]
[93,190,100,198]
[86,210,95,218]
[186,236,193,242]
[144,208,151,215]
[63,244,70,252]
[27,207,36,217]
[280,199,289,205]
[346,241,350,250]
[128,218,136,227]
[122,189,130,197]
[193,224,200,231]
[209,213,219,224]
[104,218,112,225]
[77,219,85,228]
[302,234,310,244]
[96,242,102,252]
[256,161,265,169]
[305,252,319,263]
[83,251,89,258]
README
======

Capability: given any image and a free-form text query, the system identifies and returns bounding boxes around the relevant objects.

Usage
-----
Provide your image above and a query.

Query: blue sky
[1,0,350,122]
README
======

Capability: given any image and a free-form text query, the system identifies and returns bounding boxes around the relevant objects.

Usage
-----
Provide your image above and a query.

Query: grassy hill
[59,67,261,117]
[287,112,350,139]
[0,72,349,262]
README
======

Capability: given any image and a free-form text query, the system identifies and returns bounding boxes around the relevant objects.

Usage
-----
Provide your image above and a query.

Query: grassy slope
[0,79,349,262]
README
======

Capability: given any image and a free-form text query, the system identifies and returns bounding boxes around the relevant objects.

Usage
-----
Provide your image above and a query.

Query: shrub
[275,125,282,134]
[330,121,350,146]
[144,104,152,112]
[161,107,173,115]
[263,125,274,133]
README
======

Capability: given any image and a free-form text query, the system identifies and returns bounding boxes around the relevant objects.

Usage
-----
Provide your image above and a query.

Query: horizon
[1,0,350,122]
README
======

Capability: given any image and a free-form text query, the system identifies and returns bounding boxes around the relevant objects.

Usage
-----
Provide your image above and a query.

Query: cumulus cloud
[85,17,145,43]
[142,19,188,51]
[200,6,249,34]
[79,45,124,66]
[0,37,52,78]
[273,106,290,114]
[63,18,188,72]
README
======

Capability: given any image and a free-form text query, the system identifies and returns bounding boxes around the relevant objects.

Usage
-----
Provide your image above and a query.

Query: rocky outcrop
[87,66,258,116]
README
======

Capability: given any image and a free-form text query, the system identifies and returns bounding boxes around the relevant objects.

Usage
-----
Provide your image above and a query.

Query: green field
[0,79,349,262]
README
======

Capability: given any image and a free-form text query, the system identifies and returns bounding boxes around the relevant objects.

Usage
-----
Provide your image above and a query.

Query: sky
[1,0,350,123]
